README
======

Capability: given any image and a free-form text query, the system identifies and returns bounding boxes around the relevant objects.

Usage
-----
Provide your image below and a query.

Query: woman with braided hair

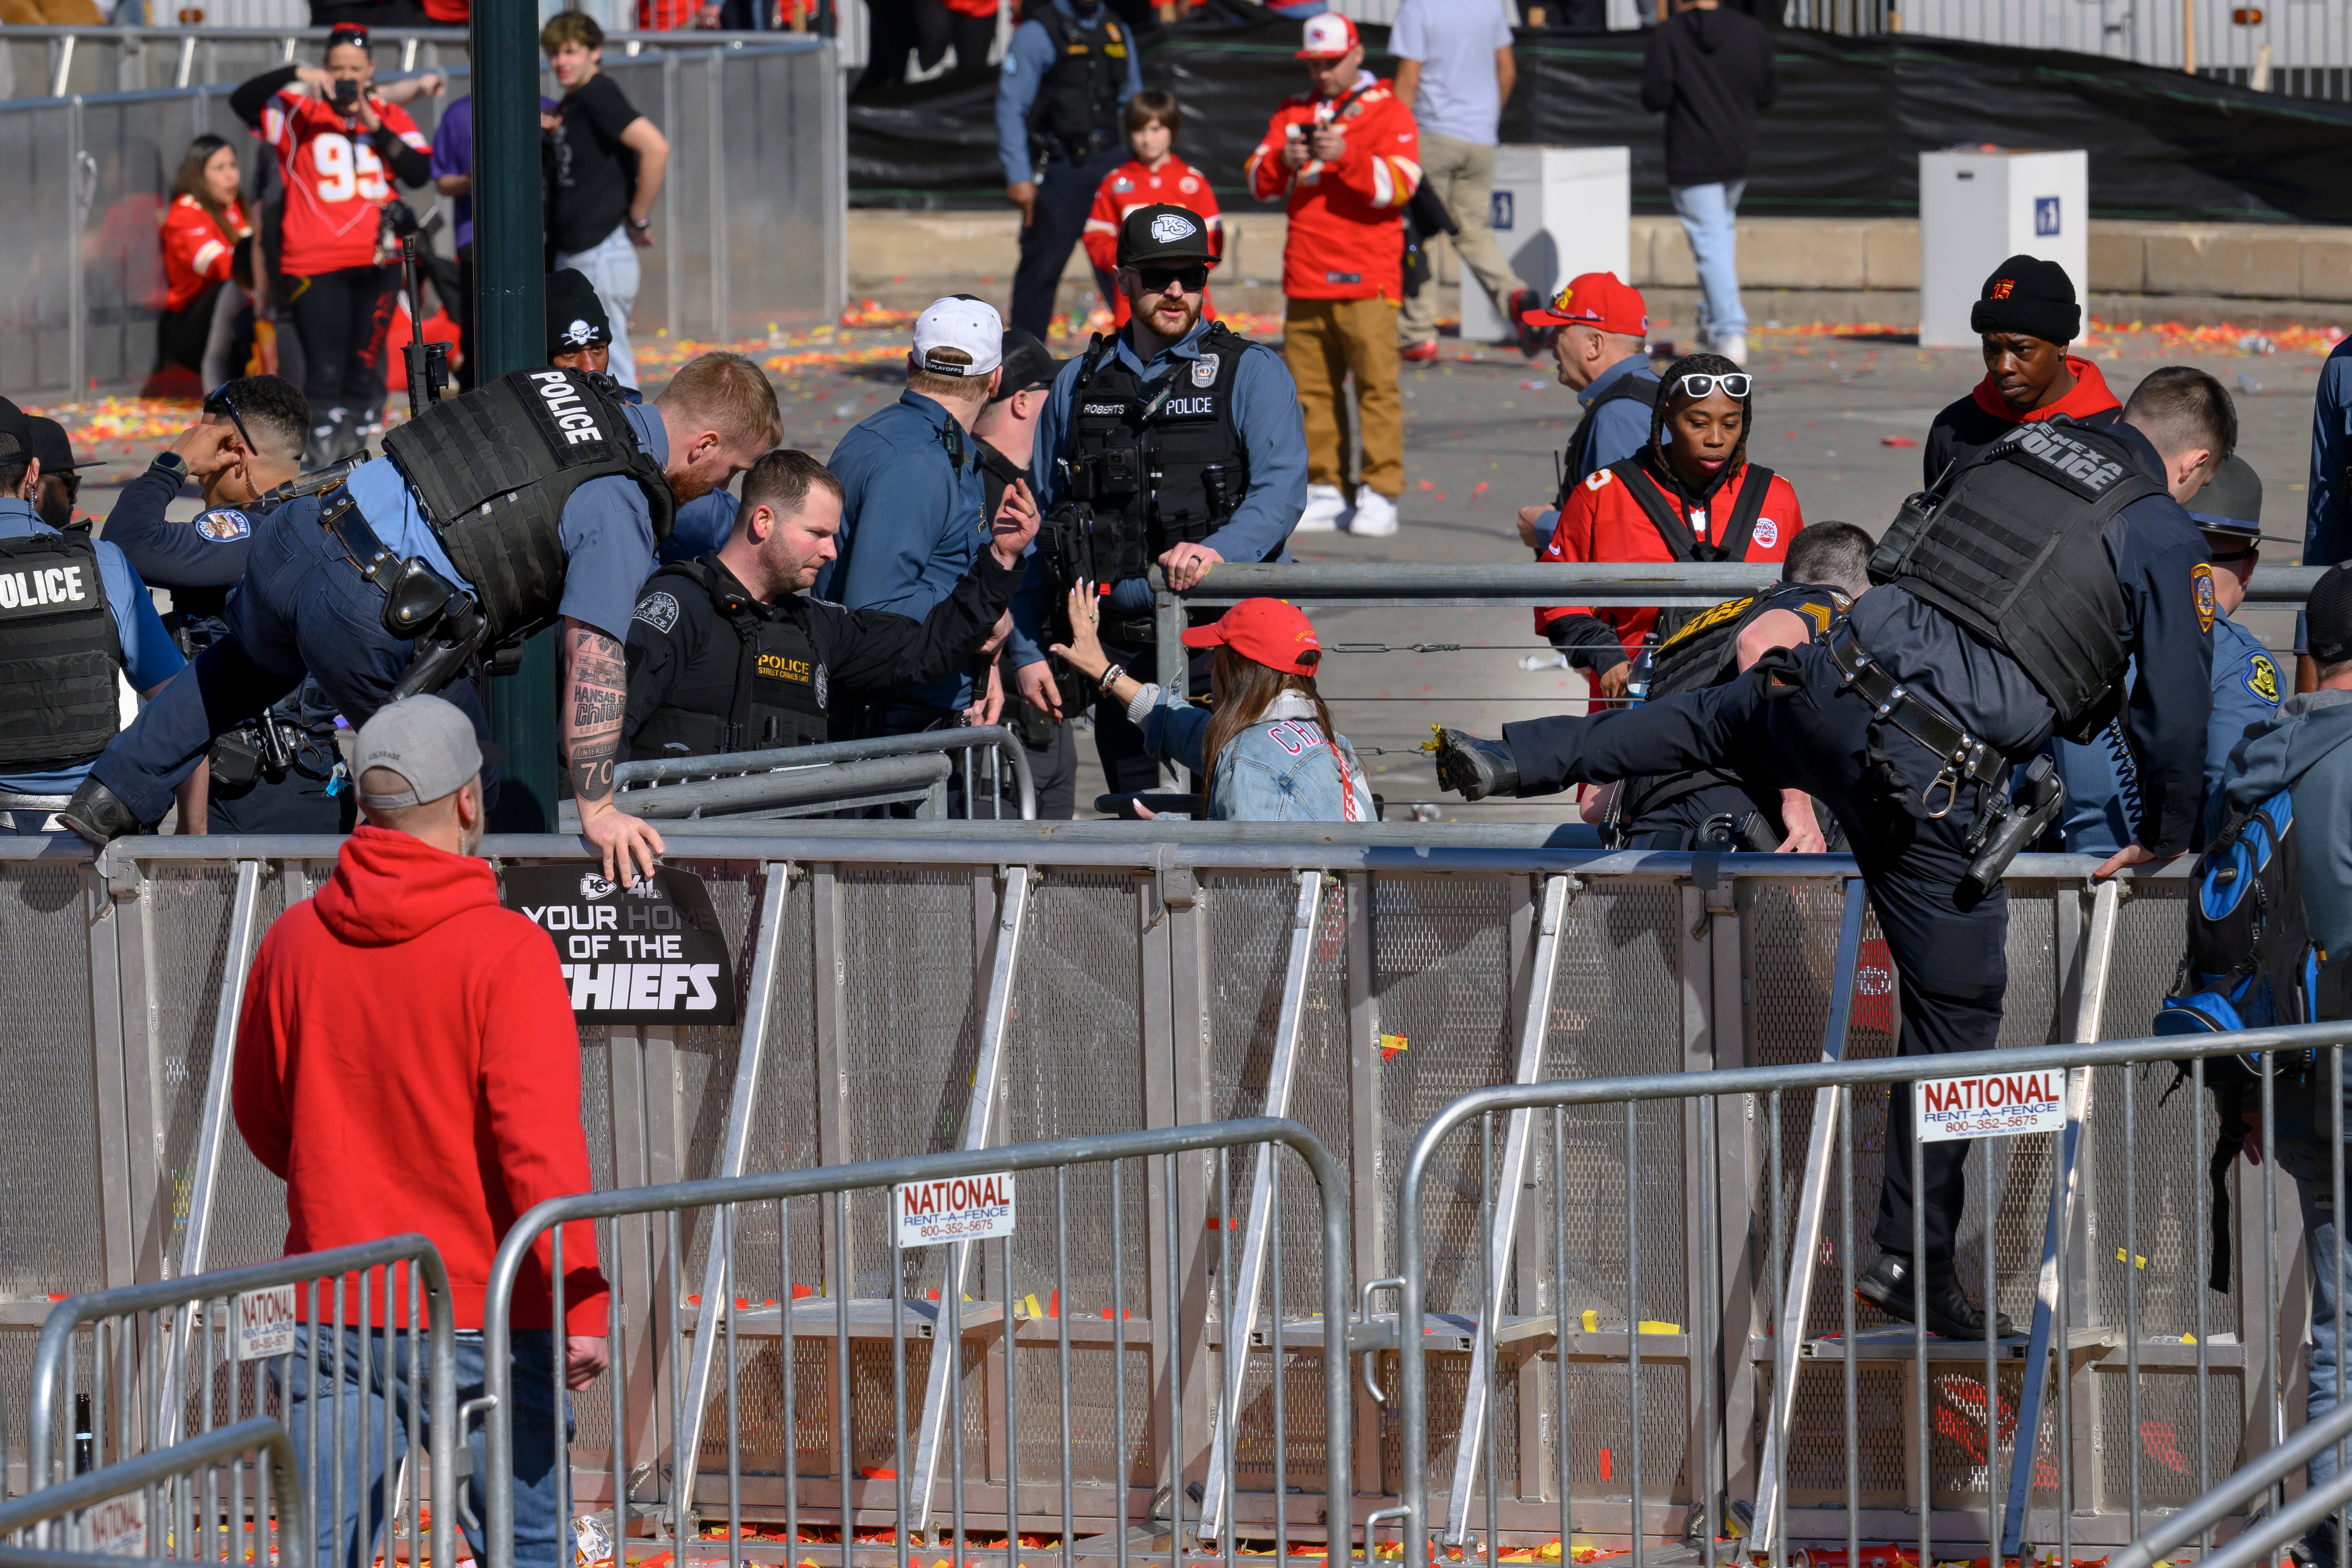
[1531,350,1806,703]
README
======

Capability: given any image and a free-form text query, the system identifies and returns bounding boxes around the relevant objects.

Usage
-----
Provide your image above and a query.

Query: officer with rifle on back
[1430,365,2235,1340]
[1008,205,1309,795]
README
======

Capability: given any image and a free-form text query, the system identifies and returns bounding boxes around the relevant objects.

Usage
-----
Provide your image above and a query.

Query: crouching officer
[625,449,1037,760]
[1432,367,2236,1340]
[61,351,783,886]
[1010,204,1308,791]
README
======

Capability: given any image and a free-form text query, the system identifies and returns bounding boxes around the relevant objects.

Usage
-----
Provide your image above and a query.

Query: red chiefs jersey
[1243,74,1420,302]
[1082,156,1223,327]
[258,87,426,276]
[161,194,249,312]
[1533,459,1806,696]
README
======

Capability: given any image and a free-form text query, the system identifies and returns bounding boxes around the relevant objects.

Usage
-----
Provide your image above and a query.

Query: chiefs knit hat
[1969,254,2080,344]
[2311,563,2352,666]
[1295,12,1358,57]
[1522,271,1648,337]
[1182,598,1323,675]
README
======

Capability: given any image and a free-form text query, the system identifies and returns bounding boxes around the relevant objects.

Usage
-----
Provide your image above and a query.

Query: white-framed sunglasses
[1674,372,1753,398]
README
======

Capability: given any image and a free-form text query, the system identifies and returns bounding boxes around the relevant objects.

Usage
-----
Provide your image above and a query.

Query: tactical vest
[631,557,829,760]
[1555,374,1662,508]
[0,531,123,768]
[1023,0,1128,164]
[1869,416,2162,743]
[382,368,675,648]
[975,439,1028,531]
[1059,324,1252,584]
[1605,456,1780,644]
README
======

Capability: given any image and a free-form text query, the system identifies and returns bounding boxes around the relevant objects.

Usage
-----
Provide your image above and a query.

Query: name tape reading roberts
[1915,1069,2066,1143]
[234,1282,299,1361]
[894,1174,1017,1249]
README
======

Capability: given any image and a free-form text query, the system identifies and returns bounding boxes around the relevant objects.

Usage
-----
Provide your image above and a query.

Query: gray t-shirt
[1389,0,1514,146]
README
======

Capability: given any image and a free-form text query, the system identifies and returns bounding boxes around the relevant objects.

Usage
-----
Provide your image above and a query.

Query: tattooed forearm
[566,621,627,806]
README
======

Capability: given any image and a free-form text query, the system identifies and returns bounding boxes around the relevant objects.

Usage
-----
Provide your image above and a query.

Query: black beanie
[2310,563,2352,666]
[546,268,612,356]
[1968,254,2080,344]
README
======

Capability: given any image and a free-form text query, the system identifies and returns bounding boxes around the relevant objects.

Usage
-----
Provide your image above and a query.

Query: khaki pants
[1398,132,1527,345]
[1284,295,1404,500]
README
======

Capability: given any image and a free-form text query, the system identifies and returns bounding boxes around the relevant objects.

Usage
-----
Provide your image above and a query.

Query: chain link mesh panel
[0,862,101,1298]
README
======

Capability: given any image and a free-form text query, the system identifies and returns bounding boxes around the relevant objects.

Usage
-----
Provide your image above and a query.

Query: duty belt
[318,487,401,585]
[1826,623,2008,819]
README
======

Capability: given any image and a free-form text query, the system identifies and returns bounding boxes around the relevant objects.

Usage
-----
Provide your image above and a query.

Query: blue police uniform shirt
[660,491,740,568]
[817,389,992,711]
[2201,611,2283,840]
[0,498,185,794]
[342,399,669,643]
[2304,334,2352,654]
[994,0,1143,187]
[102,457,261,597]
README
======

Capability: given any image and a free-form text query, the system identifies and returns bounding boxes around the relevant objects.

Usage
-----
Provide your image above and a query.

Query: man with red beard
[1923,254,2120,485]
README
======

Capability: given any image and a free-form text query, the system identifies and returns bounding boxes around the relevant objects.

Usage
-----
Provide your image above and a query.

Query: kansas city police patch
[2191,563,2216,634]
[193,509,251,542]
[2247,652,2280,703]
[634,590,681,633]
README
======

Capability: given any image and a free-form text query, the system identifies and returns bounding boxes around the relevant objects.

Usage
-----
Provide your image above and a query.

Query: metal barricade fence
[477,1119,1354,1568]
[600,727,1040,824]
[22,1238,457,1568]
[0,1415,308,1568]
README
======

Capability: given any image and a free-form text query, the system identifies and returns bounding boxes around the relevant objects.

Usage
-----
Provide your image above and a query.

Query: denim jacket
[1128,685,1376,822]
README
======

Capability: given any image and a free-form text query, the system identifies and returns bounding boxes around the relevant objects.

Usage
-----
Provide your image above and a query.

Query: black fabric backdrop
[849,10,2352,224]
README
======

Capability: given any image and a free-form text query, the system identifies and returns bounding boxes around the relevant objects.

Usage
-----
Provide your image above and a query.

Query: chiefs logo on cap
[1150,212,1198,244]
[1990,278,2016,299]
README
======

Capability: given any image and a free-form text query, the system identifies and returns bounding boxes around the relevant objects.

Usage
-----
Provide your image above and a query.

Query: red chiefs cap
[1295,13,1359,57]
[1181,598,1323,675]
[1521,271,1649,337]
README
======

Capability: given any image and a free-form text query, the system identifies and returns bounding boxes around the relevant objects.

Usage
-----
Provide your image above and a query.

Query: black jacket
[1639,6,1778,189]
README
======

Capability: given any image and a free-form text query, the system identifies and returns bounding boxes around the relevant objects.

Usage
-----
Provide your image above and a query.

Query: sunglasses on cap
[327,22,369,45]
[203,385,258,455]
[1673,372,1752,399]
[1136,264,1209,296]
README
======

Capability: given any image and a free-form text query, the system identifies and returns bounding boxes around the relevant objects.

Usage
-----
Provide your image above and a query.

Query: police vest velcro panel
[1025,2,1126,161]
[1061,325,1254,583]
[383,368,676,647]
[0,532,123,768]
[633,557,829,760]
[1871,419,2159,742]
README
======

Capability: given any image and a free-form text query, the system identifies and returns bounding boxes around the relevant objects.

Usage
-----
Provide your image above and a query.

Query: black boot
[1430,727,1521,801]
[59,776,148,847]
[1855,1252,2017,1340]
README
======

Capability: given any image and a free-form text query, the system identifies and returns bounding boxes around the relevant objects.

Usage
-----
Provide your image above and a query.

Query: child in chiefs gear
[1082,91,1223,331]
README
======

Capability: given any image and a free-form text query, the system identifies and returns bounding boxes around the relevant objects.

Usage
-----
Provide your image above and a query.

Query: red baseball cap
[1295,12,1359,57]
[1521,271,1649,337]
[1181,598,1323,675]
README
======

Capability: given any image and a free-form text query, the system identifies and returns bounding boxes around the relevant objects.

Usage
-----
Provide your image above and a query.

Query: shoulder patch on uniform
[193,509,250,542]
[2246,651,2280,704]
[634,590,680,633]
[2191,562,2216,635]
[1583,468,1614,492]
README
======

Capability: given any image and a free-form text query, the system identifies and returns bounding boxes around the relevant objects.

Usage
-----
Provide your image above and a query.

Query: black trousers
[1504,640,2008,1268]
[286,264,400,423]
[912,0,996,73]
[1009,146,1124,340]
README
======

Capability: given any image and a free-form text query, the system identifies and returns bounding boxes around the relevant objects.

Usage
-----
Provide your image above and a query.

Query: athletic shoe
[59,776,145,847]
[1348,489,1399,537]
[1715,332,1749,368]
[1854,1253,2017,1339]
[1295,483,1350,533]
[1400,339,1441,363]
[1431,728,1519,801]
[1510,288,1545,357]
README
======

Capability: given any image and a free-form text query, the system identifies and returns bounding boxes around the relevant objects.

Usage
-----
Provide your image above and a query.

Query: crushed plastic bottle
[1519,651,1570,672]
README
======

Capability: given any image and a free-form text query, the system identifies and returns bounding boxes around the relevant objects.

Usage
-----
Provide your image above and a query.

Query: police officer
[625,448,1036,763]
[0,400,196,834]
[996,0,1141,339]
[1432,368,2235,1339]
[62,351,782,888]
[1011,205,1309,793]
[2192,456,2284,835]
[28,417,101,533]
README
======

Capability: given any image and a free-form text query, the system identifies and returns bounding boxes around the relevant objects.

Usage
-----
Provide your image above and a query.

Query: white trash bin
[1457,144,1632,345]
[1917,147,2089,348]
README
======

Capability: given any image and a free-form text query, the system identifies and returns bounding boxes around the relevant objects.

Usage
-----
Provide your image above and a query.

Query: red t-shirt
[258,86,426,276]
[1082,156,1223,327]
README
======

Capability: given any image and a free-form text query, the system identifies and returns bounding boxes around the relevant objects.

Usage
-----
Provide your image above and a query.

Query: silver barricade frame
[0,1414,308,1568]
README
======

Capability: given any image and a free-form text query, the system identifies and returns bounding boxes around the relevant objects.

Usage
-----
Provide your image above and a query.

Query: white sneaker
[1715,332,1748,367]
[1348,489,1399,537]
[1295,483,1349,533]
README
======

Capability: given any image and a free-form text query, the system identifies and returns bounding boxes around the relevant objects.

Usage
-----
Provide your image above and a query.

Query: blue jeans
[1670,179,1747,343]
[277,1326,570,1568]
[2277,1113,2352,1567]
[553,224,641,391]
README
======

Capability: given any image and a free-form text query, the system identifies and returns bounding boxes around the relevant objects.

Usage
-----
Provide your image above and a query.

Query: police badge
[1192,353,1219,387]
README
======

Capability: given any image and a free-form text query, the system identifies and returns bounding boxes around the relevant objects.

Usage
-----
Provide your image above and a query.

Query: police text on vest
[530,370,606,445]
[0,564,87,610]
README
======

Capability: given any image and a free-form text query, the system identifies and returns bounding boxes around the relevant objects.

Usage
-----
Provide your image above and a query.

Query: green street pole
[470,0,555,832]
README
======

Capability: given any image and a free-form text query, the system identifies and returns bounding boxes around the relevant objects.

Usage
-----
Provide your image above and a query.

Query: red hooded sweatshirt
[233,826,606,1332]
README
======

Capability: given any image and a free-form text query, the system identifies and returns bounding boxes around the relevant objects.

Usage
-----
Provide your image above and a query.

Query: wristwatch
[627,215,651,232]
[152,450,190,483]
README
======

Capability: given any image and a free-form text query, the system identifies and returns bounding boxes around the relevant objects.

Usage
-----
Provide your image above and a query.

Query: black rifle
[399,232,451,420]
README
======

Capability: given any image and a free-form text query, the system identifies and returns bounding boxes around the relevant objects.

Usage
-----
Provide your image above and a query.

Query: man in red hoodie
[1921,253,2120,487]
[235,694,606,1568]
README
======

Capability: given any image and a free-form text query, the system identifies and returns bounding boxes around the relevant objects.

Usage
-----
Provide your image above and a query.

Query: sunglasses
[203,386,257,455]
[1136,264,1208,296]
[1674,372,1752,399]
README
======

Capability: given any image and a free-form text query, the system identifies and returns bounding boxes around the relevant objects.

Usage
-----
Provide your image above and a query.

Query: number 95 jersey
[260,86,426,275]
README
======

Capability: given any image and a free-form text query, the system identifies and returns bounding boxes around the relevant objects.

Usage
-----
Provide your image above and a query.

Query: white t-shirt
[1388,0,1515,147]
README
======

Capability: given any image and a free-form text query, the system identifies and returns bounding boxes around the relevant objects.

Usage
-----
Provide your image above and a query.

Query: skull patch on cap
[1150,213,1199,245]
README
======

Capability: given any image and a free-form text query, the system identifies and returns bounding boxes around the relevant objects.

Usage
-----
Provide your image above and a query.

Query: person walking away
[1081,91,1223,331]
[1514,272,1660,550]
[1640,0,1775,367]
[158,135,254,391]
[1245,13,1422,538]
[996,0,1142,339]
[1389,0,1536,360]
[1922,255,2119,487]
[543,12,671,392]
[231,695,608,1568]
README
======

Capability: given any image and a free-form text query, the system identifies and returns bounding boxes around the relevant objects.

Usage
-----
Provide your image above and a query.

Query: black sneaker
[1854,1253,2017,1340]
[1510,288,1545,357]
[1429,727,1520,801]
[59,776,147,847]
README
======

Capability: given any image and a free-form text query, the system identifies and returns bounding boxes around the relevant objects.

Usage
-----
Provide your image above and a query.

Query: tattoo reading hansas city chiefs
[501,864,739,1025]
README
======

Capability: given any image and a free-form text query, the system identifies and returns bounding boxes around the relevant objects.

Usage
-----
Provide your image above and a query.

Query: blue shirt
[1388,0,1514,146]
[343,399,668,642]
[0,499,184,793]
[2203,610,2284,840]
[101,456,260,593]
[1529,358,1662,543]
[817,390,990,710]
[660,490,740,567]
[430,96,475,251]
[993,0,1143,187]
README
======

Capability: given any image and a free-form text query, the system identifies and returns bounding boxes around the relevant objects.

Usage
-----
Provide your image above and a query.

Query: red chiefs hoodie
[233,826,606,1332]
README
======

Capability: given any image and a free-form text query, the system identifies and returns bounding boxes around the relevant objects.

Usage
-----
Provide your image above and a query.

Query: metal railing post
[174,858,266,1281]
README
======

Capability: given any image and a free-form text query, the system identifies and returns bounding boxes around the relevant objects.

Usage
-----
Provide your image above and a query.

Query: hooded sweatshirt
[233,826,606,1332]
[1922,355,2121,488]
[2220,689,2352,961]
[1638,6,1778,189]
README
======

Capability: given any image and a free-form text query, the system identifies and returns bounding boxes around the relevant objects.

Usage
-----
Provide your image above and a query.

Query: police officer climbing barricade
[61,350,784,889]
[1431,369,2236,1341]
[1009,204,1310,795]
[996,0,1141,339]
[0,399,199,835]
[623,449,1039,768]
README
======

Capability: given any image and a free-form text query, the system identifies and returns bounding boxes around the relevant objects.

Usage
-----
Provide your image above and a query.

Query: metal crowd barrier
[0,1416,308,1568]
[600,726,1039,824]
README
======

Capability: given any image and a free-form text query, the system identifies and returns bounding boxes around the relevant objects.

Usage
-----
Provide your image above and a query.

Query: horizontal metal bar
[0,1417,302,1540]
[615,752,953,819]
[2112,1393,2352,1568]
[617,725,1030,786]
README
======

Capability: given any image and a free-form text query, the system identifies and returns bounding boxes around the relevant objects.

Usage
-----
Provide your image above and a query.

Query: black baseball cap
[987,329,1060,406]
[1117,204,1215,269]
[0,397,36,462]
[28,415,97,477]
[1970,254,2080,345]
[546,268,612,355]
[2187,454,2262,540]
[2311,562,2352,666]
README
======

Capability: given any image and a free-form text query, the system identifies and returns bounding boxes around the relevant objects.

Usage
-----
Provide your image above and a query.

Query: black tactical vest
[383,368,676,647]
[1869,417,2162,743]
[1060,324,1252,583]
[1024,0,1128,164]
[631,557,829,760]
[1554,374,1662,509]
[0,531,123,768]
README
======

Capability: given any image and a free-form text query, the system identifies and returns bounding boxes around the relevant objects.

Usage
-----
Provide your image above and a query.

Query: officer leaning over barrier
[0,399,197,835]
[1431,367,2234,1339]
[996,0,1142,340]
[623,448,1038,762]
[61,352,783,887]
[1009,204,1310,794]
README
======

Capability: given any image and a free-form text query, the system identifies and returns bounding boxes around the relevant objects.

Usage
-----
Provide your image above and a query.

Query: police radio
[398,232,451,421]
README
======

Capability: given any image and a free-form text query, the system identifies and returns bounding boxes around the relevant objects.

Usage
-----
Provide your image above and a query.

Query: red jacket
[1244,73,1420,302]
[1083,156,1223,328]
[233,827,606,1332]
[160,193,247,313]
[1534,459,1805,695]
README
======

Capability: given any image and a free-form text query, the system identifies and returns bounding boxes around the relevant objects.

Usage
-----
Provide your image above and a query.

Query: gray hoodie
[2222,688,2352,958]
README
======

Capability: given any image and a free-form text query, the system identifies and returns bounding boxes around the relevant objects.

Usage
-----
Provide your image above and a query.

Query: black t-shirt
[547,72,641,255]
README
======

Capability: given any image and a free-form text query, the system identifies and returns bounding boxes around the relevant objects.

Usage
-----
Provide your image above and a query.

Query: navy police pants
[1009,147,1124,341]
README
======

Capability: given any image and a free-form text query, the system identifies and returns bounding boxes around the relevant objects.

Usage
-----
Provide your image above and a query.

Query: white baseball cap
[911,296,1005,379]
[1295,12,1359,57]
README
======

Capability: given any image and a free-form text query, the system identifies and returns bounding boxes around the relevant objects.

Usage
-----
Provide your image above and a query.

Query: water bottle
[1625,637,1658,704]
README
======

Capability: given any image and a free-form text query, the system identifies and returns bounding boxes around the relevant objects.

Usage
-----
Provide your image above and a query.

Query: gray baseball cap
[354,696,484,810]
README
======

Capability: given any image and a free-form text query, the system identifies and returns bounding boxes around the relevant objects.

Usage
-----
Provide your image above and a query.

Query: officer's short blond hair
[657,351,784,452]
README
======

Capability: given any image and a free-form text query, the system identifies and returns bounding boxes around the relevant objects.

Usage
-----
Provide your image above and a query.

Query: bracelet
[1098,663,1125,689]
[627,215,651,232]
